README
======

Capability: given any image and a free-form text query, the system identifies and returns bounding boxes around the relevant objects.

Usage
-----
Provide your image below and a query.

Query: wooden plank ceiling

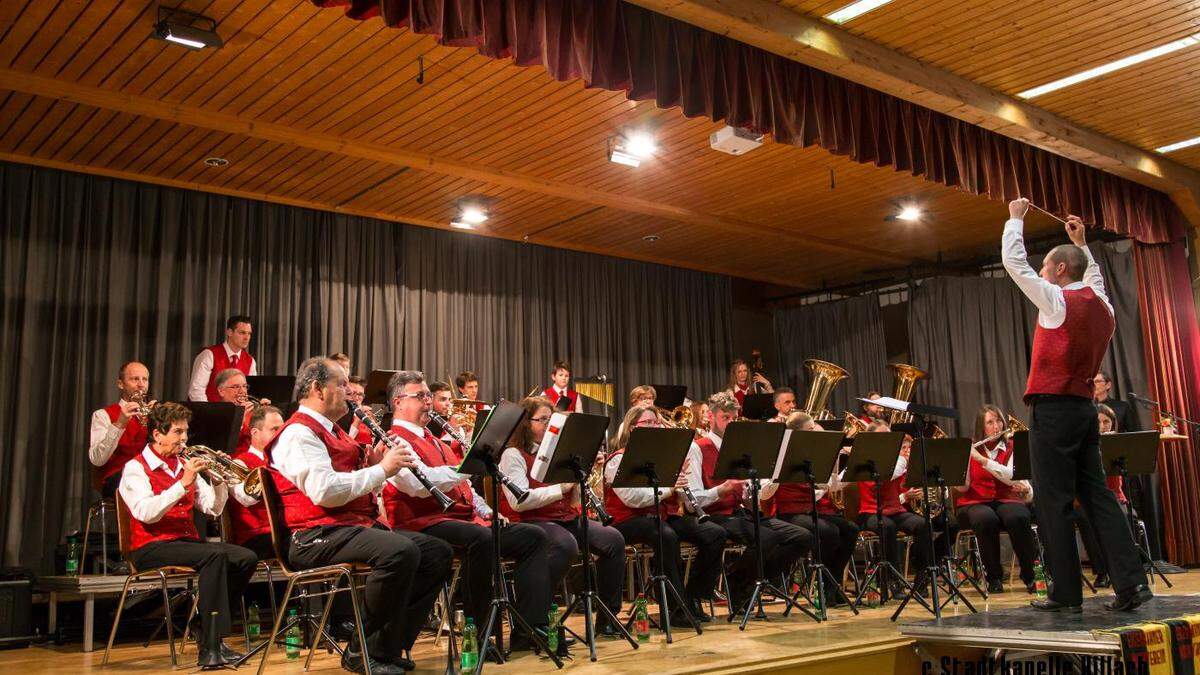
[776,0,1200,172]
[0,1,1073,290]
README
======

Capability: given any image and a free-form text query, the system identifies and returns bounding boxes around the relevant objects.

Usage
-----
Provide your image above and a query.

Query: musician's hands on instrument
[1065,215,1087,246]
[752,373,771,387]
[970,448,989,465]
[1009,197,1030,219]
[116,399,141,426]
[717,479,742,496]
[181,457,207,487]
[904,487,924,501]
[1012,481,1031,495]
[559,483,577,496]
[379,440,419,477]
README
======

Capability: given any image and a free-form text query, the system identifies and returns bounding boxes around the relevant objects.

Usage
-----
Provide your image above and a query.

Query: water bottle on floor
[546,604,559,653]
[285,608,300,659]
[1033,560,1048,599]
[634,595,650,643]
[461,617,479,671]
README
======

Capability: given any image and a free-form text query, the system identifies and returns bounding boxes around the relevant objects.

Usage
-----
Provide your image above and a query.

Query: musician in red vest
[954,405,1038,594]
[771,387,797,422]
[211,368,270,454]
[228,405,284,560]
[118,402,256,667]
[686,392,809,611]
[1073,404,1130,590]
[89,361,155,498]
[725,359,772,408]
[188,315,257,402]
[498,396,627,634]
[605,405,723,626]
[344,375,376,446]
[381,370,554,652]
[268,357,450,675]
[1003,198,1149,612]
[543,360,580,412]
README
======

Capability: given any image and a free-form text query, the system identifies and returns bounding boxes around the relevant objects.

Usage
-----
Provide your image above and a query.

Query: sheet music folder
[903,437,971,488]
[536,413,610,484]
[842,432,905,483]
[458,400,527,476]
[713,420,786,481]
[775,430,844,484]
[178,401,242,454]
[1100,430,1160,477]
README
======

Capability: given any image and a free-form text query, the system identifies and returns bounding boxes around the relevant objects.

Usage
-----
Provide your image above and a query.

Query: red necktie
[229,352,238,368]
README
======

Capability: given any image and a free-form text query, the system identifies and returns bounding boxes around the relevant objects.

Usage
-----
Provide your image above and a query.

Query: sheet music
[531,411,570,481]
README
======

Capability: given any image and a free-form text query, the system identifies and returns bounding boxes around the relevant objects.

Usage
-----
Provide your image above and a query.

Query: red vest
[128,451,198,550]
[774,482,816,516]
[228,449,270,545]
[352,421,374,446]
[543,387,578,411]
[1107,475,1127,504]
[696,436,742,516]
[498,449,579,523]
[956,440,1019,506]
[815,492,840,516]
[381,424,475,532]
[1025,287,1115,401]
[95,404,147,488]
[603,449,678,523]
[264,412,378,529]
[857,474,905,517]
[732,384,750,407]
[204,344,254,402]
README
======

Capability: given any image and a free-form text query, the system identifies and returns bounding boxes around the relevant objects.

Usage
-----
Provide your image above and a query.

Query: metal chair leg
[305,576,342,671]
[100,502,110,575]
[257,577,298,675]
[178,577,199,657]
[101,574,137,664]
[347,575,373,675]
[161,573,179,666]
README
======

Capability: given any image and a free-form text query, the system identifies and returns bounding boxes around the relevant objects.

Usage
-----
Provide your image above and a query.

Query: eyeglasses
[396,391,433,401]
[531,416,552,423]
[221,383,249,391]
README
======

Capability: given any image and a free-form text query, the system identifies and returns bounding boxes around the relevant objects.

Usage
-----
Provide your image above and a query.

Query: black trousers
[239,533,276,562]
[711,510,811,592]
[422,520,551,631]
[130,539,257,638]
[1030,395,1146,604]
[667,514,728,601]
[613,516,694,607]
[289,524,451,654]
[956,502,1039,584]
[530,519,625,613]
[781,512,859,583]
[1073,502,1130,578]
[857,511,934,572]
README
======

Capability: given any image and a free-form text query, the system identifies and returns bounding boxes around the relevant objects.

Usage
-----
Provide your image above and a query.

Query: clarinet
[427,411,530,504]
[348,401,455,512]
[680,486,711,523]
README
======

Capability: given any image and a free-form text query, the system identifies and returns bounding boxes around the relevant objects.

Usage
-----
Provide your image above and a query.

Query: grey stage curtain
[773,295,890,416]
[0,161,733,572]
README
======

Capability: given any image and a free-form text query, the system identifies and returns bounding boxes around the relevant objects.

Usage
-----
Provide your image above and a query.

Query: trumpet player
[499,396,627,635]
[188,315,257,402]
[89,361,155,498]
[228,405,285,560]
[119,402,256,667]
[213,368,271,454]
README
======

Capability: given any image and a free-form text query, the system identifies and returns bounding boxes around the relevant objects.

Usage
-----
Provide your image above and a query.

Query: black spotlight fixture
[153,6,223,50]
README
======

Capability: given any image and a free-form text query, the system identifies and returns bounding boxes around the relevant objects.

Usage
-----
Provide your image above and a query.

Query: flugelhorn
[802,359,849,421]
[179,444,262,497]
[348,401,456,512]
[130,391,153,422]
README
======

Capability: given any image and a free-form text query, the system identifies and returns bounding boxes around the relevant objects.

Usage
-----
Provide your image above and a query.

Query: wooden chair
[102,493,200,666]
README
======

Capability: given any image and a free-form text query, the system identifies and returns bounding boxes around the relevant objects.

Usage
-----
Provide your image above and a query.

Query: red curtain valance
[315,0,1185,244]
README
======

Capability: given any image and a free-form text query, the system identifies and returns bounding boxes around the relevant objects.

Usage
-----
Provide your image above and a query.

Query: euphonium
[908,486,948,518]
[802,359,849,421]
[887,363,927,425]
[179,444,261,497]
[841,411,868,437]
[655,405,693,429]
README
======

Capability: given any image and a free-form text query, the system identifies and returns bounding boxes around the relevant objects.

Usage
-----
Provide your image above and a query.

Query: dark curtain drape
[773,296,889,416]
[1133,241,1200,564]
[0,161,733,572]
[314,0,1185,244]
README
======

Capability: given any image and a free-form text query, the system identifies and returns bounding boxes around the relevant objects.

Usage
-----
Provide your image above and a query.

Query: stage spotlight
[153,7,223,50]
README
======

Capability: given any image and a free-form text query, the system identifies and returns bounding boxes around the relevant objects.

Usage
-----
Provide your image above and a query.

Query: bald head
[1044,244,1088,283]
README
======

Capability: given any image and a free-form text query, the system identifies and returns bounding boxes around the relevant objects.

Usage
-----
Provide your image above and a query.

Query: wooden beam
[0,68,901,262]
[627,0,1200,228]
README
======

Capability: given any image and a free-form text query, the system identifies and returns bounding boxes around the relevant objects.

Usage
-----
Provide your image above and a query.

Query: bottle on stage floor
[1033,560,1048,599]
[866,576,881,608]
[65,536,80,576]
[247,603,260,641]
[285,608,301,659]
[547,604,559,653]
[461,617,479,670]
[634,595,650,642]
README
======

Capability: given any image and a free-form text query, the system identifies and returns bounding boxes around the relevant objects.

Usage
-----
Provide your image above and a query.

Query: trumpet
[348,401,456,512]
[655,405,693,429]
[178,444,262,497]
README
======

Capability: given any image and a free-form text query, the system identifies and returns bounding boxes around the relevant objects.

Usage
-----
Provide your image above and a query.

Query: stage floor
[4,571,1197,674]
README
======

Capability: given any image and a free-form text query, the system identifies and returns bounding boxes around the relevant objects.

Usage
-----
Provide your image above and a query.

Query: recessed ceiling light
[624,132,657,159]
[897,205,922,221]
[825,0,894,24]
[458,205,489,225]
[1156,136,1200,154]
[203,157,228,167]
[642,234,660,242]
[1017,32,1200,99]
[608,149,641,168]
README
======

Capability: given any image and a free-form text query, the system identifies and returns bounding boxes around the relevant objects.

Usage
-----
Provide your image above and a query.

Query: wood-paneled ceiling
[2,0,1152,291]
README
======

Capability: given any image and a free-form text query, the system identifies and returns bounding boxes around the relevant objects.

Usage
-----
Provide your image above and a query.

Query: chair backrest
[114,492,136,573]
[843,482,861,520]
[257,468,295,573]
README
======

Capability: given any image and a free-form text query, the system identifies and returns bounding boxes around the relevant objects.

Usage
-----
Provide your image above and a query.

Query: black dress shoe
[1030,598,1082,613]
[1105,584,1152,611]
[986,580,1006,594]
[1094,574,1112,588]
[341,648,406,675]
[689,599,712,623]
[331,620,359,642]
[218,641,245,665]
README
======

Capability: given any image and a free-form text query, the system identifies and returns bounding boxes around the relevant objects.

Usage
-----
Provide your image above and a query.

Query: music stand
[612,427,699,643]
[458,401,563,673]
[538,414,638,659]
[650,385,688,410]
[740,394,774,421]
[179,401,242,453]
[363,370,398,405]
[713,421,815,628]
[246,375,293,406]
[1100,431,1171,587]
[777,430,860,621]
[841,431,914,609]
[899,438,981,613]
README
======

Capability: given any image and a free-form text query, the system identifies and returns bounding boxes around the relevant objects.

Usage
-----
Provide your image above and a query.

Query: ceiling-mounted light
[1156,136,1200,154]
[451,198,491,230]
[896,205,922,221]
[1018,32,1200,99]
[608,148,641,168]
[153,7,223,50]
[607,132,657,168]
[825,0,895,24]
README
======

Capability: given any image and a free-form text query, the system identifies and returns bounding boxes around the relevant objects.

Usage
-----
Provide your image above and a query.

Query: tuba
[179,445,262,497]
[887,363,927,425]
[802,359,849,421]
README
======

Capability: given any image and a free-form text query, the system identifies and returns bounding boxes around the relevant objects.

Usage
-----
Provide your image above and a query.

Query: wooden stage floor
[4,571,1197,674]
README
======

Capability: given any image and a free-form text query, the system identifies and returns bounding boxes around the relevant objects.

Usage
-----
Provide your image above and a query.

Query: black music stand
[612,427,699,643]
[777,430,859,621]
[539,414,638,659]
[179,401,242,453]
[900,438,981,613]
[458,402,564,673]
[1100,431,1172,588]
[714,421,815,628]
[842,431,914,609]
[740,394,774,421]
[245,375,294,405]
[363,370,398,405]
[650,385,688,410]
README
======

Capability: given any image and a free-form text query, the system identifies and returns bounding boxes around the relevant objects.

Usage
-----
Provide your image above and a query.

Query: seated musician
[329,352,352,376]
[119,402,256,667]
[229,405,285,560]
[381,371,554,652]
[771,387,797,422]
[726,359,772,408]
[687,392,810,612]
[773,412,859,593]
[628,385,656,408]
[345,375,375,446]
[1072,404,1128,589]
[90,361,154,498]
[543,360,580,412]
[268,357,450,674]
[188,315,257,402]
[499,396,627,634]
[954,405,1038,594]
[854,419,934,595]
[860,391,886,424]
[454,371,488,412]
[604,405,726,624]
[212,368,270,454]
[427,381,460,442]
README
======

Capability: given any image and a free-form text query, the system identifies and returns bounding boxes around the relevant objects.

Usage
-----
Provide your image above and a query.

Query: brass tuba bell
[887,363,927,425]
[802,359,849,421]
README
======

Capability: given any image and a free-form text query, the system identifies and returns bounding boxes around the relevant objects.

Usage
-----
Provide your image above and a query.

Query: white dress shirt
[1001,217,1113,329]
[187,342,258,401]
[232,447,265,507]
[271,405,386,507]
[89,405,127,467]
[966,441,1016,487]
[605,450,672,508]
[386,420,491,518]
[498,446,573,512]
[119,447,227,523]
